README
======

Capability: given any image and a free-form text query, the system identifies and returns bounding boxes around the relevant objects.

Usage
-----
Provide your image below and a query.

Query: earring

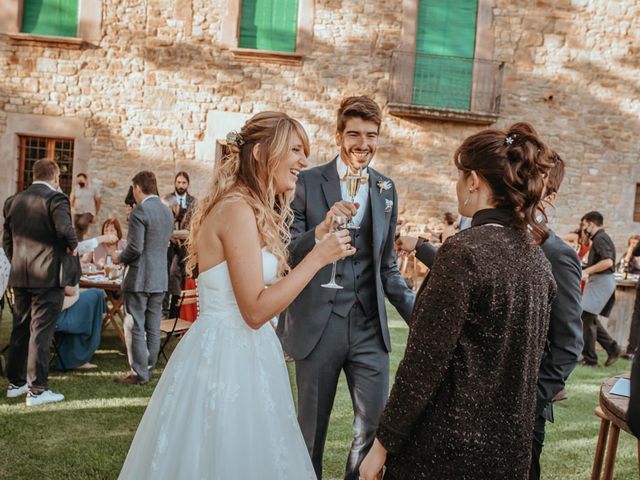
[463,188,475,207]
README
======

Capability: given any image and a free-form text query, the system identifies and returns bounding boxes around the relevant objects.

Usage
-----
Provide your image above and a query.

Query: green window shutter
[21,0,79,37]
[239,0,299,52]
[413,0,478,110]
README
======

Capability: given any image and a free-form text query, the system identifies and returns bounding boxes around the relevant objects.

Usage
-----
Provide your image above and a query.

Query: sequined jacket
[377,225,556,480]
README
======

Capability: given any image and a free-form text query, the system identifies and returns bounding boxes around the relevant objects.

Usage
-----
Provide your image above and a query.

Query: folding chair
[159,288,198,362]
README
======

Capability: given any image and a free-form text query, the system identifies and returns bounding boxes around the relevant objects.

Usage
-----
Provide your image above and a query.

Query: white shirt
[174,193,187,209]
[336,156,369,227]
[32,180,57,191]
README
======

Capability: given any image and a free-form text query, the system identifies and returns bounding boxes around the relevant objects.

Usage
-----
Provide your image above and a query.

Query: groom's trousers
[295,303,389,480]
[124,292,164,382]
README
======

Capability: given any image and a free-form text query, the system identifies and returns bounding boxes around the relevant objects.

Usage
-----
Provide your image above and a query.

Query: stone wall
[0,0,638,251]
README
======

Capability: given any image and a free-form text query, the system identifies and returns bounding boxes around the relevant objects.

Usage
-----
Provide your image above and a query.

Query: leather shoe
[114,373,148,385]
[605,348,621,367]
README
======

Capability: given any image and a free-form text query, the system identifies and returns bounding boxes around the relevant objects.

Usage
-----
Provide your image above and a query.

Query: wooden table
[79,279,126,349]
[591,375,639,479]
[602,275,638,351]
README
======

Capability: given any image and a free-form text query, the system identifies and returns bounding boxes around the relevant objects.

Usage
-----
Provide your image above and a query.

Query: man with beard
[162,172,196,318]
[278,96,415,479]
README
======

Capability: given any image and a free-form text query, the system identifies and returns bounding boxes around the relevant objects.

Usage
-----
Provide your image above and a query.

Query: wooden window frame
[0,113,90,204]
[221,0,314,66]
[0,0,102,47]
[18,135,75,194]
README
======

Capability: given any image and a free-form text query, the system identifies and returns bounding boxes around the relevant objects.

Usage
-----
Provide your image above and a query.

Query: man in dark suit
[529,153,583,479]
[3,159,78,406]
[278,97,415,480]
[115,171,174,385]
[162,171,196,318]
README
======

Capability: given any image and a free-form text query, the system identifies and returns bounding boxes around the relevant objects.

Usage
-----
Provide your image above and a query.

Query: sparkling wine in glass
[344,168,362,229]
[321,215,346,289]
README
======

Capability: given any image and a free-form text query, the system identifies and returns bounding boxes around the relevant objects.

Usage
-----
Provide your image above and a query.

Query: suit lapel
[320,157,342,210]
[368,169,389,259]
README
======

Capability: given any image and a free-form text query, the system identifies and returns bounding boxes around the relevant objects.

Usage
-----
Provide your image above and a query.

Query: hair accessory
[505,135,515,145]
[226,131,245,147]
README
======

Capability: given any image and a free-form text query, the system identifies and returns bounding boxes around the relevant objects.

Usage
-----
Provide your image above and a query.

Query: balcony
[387,51,505,125]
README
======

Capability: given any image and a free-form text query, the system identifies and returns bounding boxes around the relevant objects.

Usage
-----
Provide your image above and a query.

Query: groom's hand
[315,200,359,241]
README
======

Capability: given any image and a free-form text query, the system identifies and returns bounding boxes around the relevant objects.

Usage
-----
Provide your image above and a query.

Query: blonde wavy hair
[186,111,310,277]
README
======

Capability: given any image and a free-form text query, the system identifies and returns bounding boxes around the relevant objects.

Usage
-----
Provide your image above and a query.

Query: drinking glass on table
[321,215,347,289]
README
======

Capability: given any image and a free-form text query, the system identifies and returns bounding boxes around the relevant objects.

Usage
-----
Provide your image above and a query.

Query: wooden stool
[591,377,640,479]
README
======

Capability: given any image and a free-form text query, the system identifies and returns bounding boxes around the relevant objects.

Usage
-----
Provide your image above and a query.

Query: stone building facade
[0,0,638,250]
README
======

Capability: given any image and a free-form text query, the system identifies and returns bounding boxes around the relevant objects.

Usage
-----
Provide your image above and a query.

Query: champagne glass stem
[328,261,338,284]
[321,214,344,289]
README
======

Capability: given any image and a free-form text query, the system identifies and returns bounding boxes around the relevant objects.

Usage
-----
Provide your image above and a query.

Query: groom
[278,96,415,479]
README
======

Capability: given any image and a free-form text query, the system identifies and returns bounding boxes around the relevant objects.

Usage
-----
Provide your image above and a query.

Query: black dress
[377,212,556,479]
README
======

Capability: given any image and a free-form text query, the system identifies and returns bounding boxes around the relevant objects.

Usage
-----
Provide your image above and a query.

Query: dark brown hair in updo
[454,122,554,244]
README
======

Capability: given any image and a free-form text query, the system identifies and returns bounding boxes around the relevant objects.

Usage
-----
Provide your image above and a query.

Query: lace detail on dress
[119,250,315,480]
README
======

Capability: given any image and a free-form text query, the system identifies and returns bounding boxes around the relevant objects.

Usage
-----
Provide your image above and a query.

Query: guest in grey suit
[278,97,415,480]
[115,171,174,385]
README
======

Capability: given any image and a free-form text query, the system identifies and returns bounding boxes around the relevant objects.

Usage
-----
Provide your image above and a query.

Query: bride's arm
[220,201,352,330]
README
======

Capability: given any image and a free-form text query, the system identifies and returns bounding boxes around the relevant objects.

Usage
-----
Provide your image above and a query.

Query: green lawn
[0,305,637,480]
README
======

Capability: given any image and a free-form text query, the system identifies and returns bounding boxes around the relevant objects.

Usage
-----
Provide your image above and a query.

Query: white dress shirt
[175,193,187,209]
[32,180,57,191]
[336,156,369,227]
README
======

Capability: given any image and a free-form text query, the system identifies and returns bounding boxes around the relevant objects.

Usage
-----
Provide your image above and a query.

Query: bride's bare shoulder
[204,196,257,235]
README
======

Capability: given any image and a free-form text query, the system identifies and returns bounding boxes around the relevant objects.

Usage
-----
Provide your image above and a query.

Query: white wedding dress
[119,250,316,479]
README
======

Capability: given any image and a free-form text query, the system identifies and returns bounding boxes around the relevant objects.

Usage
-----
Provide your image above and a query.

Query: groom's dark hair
[336,96,382,134]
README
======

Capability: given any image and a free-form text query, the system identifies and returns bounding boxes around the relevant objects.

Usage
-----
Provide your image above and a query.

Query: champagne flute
[321,215,346,289]
[344,167,362,229]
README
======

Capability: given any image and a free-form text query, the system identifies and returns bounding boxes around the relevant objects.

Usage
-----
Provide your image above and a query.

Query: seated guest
[619,234,640,274]
[360,123,556,480]
[54,286,106,370]
[91,218,127,268]
[0,247,9,299]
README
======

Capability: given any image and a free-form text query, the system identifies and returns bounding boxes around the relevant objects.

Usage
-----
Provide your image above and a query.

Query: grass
[0,304,637,479]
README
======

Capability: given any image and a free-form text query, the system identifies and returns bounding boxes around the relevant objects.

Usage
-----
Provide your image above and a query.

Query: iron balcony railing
[388,50,504,116]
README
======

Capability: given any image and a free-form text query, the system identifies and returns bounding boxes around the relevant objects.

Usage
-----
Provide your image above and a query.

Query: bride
[119,112,355,479]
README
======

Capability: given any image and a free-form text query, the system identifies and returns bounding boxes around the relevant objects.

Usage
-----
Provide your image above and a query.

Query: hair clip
[505,135,515,145]
[226,131,245,147]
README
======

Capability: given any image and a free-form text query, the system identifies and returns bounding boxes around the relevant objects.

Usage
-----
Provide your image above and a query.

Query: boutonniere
[384,198,394,213]
[377,180,392,194]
